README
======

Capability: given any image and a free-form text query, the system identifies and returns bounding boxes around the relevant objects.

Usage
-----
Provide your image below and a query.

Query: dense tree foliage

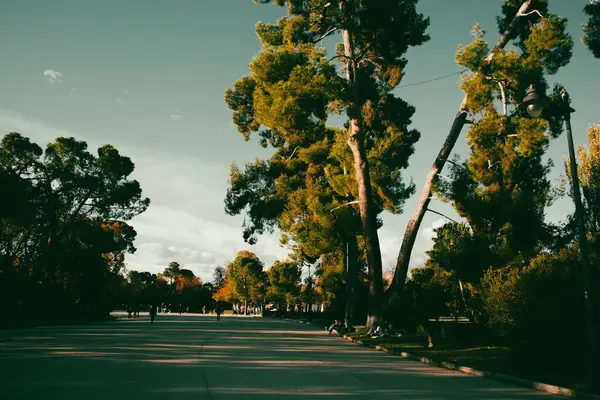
[267,259,301,310]
[226,0,429,329]
[0,132,149,326]
[572,122,600,235]
[436,1,572,269]
[583,0,600,58]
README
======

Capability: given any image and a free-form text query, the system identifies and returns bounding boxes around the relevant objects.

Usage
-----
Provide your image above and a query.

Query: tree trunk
[344,234,359,329]
[347,132,384,331]
[386,0,537,302]
[340,1,384,333]
[387,105,468,298]
[458,278,469,316]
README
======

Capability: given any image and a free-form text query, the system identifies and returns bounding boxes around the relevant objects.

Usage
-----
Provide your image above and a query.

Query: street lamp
[520,84,550,118]
[520,84,596,389]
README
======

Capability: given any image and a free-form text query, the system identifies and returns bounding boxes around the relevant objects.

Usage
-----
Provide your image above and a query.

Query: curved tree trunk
[387,105,468,298]
[386,0,536,302]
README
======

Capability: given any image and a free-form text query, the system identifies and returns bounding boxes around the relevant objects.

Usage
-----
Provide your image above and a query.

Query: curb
[342,335,599,400]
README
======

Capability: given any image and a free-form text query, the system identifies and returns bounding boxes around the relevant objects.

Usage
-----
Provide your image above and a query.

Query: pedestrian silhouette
[150,304,157,323]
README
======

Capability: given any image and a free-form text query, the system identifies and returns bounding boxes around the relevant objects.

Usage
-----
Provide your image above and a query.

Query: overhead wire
[399,69,467,88]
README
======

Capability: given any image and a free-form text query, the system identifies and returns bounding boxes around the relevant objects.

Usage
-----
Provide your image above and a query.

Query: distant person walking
[216,305,222,321]
[150,304,157,323]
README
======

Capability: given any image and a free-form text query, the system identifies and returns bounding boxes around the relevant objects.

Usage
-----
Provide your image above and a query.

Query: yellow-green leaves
[523,15,573,75]
[456,38,489,72]
[460,72,493,114]
[572,122,600,233]
[513,116,548,158]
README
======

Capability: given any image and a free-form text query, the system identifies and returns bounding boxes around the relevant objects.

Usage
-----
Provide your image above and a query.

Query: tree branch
[498,81,507,115]
[426,208,459,224]
[328,54,352,62]
[519,10,543,18]
[486,0,534,63]
[329,200,359,213]
[285,146,300,162]
[313,26,339,43]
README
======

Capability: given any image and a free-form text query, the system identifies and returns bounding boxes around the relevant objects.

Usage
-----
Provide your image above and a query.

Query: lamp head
[520,84,550,118]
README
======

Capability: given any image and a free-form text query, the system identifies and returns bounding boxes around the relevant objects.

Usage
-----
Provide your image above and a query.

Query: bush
[481,243,600,369]
[480,266,522,341]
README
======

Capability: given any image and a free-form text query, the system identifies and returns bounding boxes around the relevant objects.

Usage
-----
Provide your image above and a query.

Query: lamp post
[521,85,596,389]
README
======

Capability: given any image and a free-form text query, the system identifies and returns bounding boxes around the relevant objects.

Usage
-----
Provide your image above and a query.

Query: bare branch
[313,26,339,43]
[498,81,507,115]
[329,200,359,213]
[486,0,534,63]
[285,146,299,162]
[358,57,382,70]
[328,54,352,62]
[436,173,453,182]
[519,9,543,18]
[426,208,459,224]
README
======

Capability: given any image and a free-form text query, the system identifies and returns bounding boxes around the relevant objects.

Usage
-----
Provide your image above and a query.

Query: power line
[399,70,466,88]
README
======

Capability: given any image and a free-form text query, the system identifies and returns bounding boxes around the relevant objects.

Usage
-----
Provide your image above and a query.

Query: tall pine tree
[436,3,572,269]
[226,1,428,328]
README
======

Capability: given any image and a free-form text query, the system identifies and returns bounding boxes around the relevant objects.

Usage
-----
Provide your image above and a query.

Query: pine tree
[583,0,600,58]
[389,0,572,297]
[227,0,428,328]
[571,122,600,235]
[436,4,572,269]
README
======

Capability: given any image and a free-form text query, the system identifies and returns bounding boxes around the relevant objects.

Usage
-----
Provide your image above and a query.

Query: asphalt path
[0,314,560,399]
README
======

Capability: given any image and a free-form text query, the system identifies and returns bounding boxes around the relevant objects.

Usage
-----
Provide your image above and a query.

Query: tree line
[0,133,149,327]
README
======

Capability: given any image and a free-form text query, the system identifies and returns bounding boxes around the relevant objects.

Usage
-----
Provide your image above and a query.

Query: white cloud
[44,69,63,84]
[69,88,76,97]
[126,205,288,280]
[422,218,447,241]
[115,98,126,105]
[170,110,181,121]
[0,108,291,282]
[123,89,129,95]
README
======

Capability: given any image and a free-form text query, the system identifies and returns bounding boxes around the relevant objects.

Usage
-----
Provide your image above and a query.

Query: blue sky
[1,0,598,281]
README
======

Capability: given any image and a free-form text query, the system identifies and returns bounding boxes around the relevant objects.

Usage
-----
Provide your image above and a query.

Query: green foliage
[225,1,428,296]
[480,266,522,337]
[398,266,458,331]
[480,243,600,363]
[0,132,149,324]
[228,250,267,304]
[123,266,213,314]
[315,251,345,305]
[439,6,573,268]
[496,0,549,51]
[163,261,181,283]
[573,122,600,234]
[426,222,494,284]
[267,259,301,305]
[583,1,600,58]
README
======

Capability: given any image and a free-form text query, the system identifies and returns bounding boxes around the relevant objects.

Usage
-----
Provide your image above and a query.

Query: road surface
[0,314,559,399]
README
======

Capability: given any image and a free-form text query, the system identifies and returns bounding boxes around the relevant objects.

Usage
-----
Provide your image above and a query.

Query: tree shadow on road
[0,316,560,399]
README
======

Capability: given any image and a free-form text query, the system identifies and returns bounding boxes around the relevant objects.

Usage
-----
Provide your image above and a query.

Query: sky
[1,0,598,282]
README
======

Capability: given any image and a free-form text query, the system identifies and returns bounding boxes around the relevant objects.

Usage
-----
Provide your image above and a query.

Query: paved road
[0,314,559,399]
